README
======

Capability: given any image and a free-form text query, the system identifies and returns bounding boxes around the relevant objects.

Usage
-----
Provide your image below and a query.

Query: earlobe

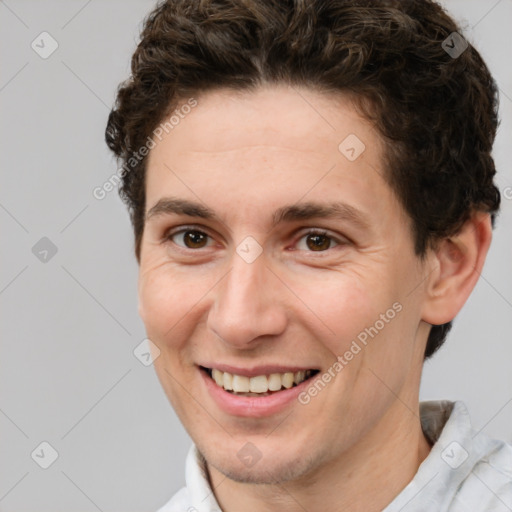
[421,212,493,325]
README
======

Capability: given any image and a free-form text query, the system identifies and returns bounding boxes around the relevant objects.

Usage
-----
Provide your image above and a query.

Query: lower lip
[200,368,315,418]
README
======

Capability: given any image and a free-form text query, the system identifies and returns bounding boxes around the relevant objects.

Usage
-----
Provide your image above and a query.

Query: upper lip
[199,364,318,378]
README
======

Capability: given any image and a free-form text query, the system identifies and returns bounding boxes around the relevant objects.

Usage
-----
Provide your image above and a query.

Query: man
[105,0,512,510]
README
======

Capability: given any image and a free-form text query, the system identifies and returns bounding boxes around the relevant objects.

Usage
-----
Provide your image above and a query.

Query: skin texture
[138,84,492,512]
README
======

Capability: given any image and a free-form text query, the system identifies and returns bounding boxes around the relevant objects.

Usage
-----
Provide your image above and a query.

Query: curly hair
[105,0,500,359]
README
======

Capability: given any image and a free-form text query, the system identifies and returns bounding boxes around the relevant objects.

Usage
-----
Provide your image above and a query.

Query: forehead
[144,85,402,230]
[149,85,382,162]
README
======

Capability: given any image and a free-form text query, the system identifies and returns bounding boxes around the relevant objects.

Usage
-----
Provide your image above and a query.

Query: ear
[421,212,493,325]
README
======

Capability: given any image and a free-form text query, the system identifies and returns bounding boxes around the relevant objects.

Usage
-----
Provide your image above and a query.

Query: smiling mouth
[200,366,320,397]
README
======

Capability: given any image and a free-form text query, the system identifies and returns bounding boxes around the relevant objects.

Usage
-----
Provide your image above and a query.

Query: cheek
[291,264,415,382]
[138,266,202,347]
[289,269,385,352]
[138,267,206,409]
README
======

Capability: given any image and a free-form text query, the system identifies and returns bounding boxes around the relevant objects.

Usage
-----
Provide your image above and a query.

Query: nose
[207,250,288,349]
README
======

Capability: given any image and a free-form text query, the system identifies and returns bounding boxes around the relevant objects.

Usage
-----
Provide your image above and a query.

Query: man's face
[139,85,431,484]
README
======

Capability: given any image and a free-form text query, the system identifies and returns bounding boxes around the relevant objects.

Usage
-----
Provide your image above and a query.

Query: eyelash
[162,225,346,253]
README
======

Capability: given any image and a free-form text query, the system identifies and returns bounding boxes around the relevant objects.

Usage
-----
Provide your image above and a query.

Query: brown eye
[167,229,213,249]
[295,230,342,252]
[305,233,332,251]
[183,230,208,248]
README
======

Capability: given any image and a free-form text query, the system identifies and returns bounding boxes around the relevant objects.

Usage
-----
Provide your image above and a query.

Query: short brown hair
[105,0,500,358]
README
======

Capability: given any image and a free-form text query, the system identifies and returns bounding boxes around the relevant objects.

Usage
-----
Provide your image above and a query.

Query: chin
[200,442,321,485]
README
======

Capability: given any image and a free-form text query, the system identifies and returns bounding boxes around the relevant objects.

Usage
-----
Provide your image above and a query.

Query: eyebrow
[146,197,371,231]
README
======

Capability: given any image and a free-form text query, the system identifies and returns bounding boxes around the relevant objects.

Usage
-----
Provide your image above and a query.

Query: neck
[207,394,432,512]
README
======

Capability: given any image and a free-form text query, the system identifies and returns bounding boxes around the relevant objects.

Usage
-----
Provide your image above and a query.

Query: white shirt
[156,401,512,511]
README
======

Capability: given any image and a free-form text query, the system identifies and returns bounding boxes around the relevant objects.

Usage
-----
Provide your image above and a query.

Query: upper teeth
[211,368,313,393]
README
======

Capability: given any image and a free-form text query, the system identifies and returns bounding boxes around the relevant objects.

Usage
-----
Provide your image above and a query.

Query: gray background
[0,1,511,510]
